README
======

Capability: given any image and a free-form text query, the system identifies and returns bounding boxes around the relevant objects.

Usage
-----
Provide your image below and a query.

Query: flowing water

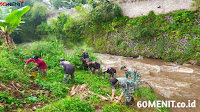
[95,53,200,112]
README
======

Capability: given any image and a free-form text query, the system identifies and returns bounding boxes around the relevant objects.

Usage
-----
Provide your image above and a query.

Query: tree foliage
[0,6,30,49]
[29,2,47,25]
[50,0,87,9]
[12,2,47,43]
[88,0,122,23]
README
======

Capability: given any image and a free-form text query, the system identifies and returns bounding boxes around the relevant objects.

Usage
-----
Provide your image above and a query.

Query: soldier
[60,58,75,85]
[76,49,89,69]
[102,66,116,79]
[120,65,141,90]
[86,60,100,74]
[78,49,89,60]
[110,77,135,107]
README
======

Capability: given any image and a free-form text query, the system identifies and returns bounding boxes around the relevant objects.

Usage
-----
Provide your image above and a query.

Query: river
[95,53,200,112]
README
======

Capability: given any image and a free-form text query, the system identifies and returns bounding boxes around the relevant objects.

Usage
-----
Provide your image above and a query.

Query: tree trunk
[0,30,16,50]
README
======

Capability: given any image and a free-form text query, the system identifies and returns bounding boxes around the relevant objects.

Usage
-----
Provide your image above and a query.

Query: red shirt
[25,58,47,69]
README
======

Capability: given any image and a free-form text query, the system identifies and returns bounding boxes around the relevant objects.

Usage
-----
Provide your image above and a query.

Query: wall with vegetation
[86,10,200,63]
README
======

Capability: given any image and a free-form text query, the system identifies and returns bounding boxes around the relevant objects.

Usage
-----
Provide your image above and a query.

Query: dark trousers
[63,73,75,84]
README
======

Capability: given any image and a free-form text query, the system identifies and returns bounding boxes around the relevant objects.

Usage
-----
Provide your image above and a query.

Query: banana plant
[0,6,30,49]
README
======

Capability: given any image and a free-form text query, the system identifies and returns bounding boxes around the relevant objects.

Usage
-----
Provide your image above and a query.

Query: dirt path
[95,53,200,112]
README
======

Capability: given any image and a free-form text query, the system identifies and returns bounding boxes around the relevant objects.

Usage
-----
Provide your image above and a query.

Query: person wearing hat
[60,58,75,84]
[102,66,116,79]
[110,77,135,107]
[24,55,47,76]
[86,60,100,74]
[75,49,89,70]
[120,65,141,90]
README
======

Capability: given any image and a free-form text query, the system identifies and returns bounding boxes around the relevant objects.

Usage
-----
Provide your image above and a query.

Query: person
[60,58,75,85]
[110,77,135,107]
[76,49,89,69]
[120,65,141,90]
[102,66,116,79]
[86,60,100,74]
[78,49,89,60]
[24,55,47,77]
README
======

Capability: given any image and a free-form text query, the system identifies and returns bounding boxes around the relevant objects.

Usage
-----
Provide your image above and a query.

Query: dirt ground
[0,80,50,111]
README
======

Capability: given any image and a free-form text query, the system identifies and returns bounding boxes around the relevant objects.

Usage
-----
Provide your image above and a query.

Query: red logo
[0,0,24,6]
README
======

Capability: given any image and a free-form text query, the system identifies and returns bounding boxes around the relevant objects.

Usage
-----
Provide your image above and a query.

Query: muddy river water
[95,53,200,112]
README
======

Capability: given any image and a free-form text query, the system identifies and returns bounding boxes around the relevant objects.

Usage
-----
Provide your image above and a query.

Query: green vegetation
[0,0,45,44]
[191,0,200,8]
[0,40,168,111]
[37,97,95,112]
[12,1,47,43]
[0,6,30,49]
[1,0,199,111]
[37,0,200,63]
[2,0,199,63]
[0,91,21,104]
[50,0,87,9]
[1,0,87,43]
[84,9,200,63]
[37,0,122,47]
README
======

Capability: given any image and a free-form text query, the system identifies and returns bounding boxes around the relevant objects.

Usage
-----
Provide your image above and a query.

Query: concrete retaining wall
[117,0,194,18]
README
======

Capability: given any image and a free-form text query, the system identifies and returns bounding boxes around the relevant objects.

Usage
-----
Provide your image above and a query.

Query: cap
[110,78,118,86]
[120,65,126,70]
[60,58,65,61]
[31,55,39,59]
[102,67,108,72]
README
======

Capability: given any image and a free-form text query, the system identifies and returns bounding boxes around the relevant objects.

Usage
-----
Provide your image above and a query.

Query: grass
[37,97,95,112]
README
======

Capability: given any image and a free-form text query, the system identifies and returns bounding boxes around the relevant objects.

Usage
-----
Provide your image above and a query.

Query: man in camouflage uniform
[120,65,141,90]
[110,77,135,106]
[76,49,89,70]
[86,60,101,74]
